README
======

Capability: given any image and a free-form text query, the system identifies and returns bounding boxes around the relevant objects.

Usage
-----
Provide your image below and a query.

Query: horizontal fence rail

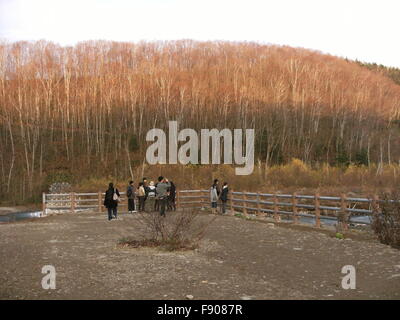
[43,192,129,214]
[176,189,386,229]
[42,189,388,229]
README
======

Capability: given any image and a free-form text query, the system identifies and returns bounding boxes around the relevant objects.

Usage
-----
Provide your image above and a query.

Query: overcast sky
[0,0,399,67]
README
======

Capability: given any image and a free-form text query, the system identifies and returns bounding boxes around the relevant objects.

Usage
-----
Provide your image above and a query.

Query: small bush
[120,209,216,251]
[372,191,400,248]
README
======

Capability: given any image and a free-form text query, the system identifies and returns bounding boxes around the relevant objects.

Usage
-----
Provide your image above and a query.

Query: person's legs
[139,197,145,212]
[128,198,135,213]
[149,198,154,212]
[107,207,112,220]
[159,198,166,216]
[113,206,117,219]
[222,200,226,214]
[211,201,217,214]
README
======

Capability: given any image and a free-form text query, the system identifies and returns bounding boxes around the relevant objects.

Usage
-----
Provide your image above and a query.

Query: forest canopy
[0,40,399,202]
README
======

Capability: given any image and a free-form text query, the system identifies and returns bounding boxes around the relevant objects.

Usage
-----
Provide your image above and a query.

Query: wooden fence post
[176,190,180,209]
[230,189,235,215]
[256,193,261,215]
[243,192,248,215]
[292,192,298,224]
[42,192,46,216]
[338,193,348,231]
[315,192,321,228]
[71,192,75,213]
[372,194,379,217]
[98,191,102,213]
[273,192,279,222]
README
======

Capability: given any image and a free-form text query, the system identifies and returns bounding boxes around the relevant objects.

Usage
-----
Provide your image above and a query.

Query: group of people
[210,179,229,214]
[103,177,230,221]
[103,176,176,221]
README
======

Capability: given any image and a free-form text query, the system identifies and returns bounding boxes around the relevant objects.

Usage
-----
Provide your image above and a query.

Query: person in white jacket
[146,181,157,212]
[210,180,219,214]
[137,182,146,212]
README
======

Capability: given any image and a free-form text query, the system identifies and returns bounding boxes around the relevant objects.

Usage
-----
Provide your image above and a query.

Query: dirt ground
[0,209,399,300]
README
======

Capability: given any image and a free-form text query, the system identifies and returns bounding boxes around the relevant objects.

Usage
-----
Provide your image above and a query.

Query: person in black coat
[104,182,120,220]
[126,180,136,213]
[142,177,150,200]
[167,180,176,211]
[219,182,229,214]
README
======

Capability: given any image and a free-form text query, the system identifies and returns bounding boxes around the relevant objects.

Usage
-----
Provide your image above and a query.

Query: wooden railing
[177,189,382,228]
[43,192,129,214]
[42,189,383,228]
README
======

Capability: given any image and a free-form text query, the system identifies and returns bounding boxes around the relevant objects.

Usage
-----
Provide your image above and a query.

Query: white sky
[0,0,399,67]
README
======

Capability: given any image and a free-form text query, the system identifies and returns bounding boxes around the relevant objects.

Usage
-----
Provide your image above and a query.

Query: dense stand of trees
[0,40,399,202]
[356,60,400,86]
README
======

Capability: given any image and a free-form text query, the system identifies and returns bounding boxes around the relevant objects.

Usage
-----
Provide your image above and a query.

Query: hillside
[0,40,400,202]
[356,60,400,86]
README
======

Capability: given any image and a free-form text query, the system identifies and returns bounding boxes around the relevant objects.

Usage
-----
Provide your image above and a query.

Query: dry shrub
[268,158,321,188]
[120,209,216,251]
[75,176,117,192]
[74,161,400,196]
[372,191,400,248]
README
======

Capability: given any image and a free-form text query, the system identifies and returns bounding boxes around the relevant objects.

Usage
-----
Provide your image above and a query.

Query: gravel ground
[0,210,399,300]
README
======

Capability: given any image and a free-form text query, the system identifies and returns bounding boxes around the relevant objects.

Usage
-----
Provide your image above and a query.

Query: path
[0,210,399,299]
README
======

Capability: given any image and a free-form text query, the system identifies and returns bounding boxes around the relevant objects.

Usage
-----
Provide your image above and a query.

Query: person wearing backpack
[127,180,136,214]
[104,182,120,220]
[146,181,157,212]
[137,182,146,212]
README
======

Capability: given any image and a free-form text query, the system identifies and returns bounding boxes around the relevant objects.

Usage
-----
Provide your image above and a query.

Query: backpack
[148,186,156,198]
[127,186,133,198]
